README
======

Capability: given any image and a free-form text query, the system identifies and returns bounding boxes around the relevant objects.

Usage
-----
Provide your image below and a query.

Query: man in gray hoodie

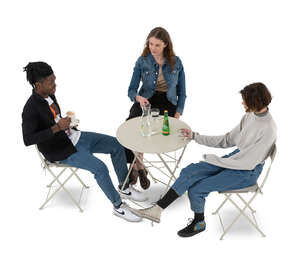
[132,82,277,237]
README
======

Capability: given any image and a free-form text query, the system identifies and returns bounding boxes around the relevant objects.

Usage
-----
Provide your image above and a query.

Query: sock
[194,212,204,222]
[157,188,179,209]
[114,202,122,209]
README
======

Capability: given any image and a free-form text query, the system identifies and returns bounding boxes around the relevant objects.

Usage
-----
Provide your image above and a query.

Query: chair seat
[45,160,71,168]
[220,184,258,194]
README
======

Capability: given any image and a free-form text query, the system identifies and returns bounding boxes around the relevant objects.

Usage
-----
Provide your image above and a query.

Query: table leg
[142,157,176,182]
[135,153,156,182]
[120,154,137,192]
[158,145,187,193]
[121,146,187,193]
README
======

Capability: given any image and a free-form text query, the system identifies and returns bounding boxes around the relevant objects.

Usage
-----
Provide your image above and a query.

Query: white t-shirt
[45,97,81,146]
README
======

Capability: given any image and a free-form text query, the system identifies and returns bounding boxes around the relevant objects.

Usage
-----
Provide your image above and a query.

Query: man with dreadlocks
[22,61,146,221]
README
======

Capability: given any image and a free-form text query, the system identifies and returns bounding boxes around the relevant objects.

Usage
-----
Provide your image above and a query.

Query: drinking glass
[151,108,160,133]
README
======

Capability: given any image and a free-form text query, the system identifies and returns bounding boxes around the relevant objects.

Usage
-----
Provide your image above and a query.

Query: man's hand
[179,128,192,138]
[58,117,71,130]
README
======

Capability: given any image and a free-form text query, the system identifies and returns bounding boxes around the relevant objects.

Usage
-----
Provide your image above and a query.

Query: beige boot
[131,204,163,223]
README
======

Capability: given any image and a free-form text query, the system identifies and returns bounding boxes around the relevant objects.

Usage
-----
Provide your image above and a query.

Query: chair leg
[46,168,67,187]
[40,166,84,212]
[221,193,266,239]
[214,192,266,240]
[70,168,89,189]
[236,193,256,213]
[212,193,231,215]
[236,194,259,226]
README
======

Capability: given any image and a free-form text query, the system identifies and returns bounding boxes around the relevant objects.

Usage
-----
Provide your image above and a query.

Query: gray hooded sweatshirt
[193,110,277,170]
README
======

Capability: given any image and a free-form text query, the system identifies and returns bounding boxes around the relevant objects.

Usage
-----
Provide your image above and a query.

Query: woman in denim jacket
[125,27,187,190]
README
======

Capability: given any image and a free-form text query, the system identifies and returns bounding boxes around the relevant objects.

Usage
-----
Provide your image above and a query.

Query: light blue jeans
[172,149,264,213]
[61,132,128,207]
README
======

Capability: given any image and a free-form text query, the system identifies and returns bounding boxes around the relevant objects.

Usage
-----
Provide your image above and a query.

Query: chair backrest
[259,143,277,191]
[35,144,48,166]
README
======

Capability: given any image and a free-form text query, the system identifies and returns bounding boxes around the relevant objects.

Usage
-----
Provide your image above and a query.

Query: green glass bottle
[162,110,170,136]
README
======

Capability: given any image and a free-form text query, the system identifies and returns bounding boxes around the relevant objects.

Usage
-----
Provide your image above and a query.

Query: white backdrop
[1,0,299,255]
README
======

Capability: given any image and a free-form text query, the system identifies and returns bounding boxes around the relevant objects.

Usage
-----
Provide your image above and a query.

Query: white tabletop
[116,116,191,154]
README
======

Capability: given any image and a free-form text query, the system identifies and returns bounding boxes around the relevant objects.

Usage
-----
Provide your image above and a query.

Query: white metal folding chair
[212,144,277,240]
[35,145,89,212]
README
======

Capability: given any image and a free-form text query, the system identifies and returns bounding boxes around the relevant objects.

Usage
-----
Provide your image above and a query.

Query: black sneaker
[177,218,206,237]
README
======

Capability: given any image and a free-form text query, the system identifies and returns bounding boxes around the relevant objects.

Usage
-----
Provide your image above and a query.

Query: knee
[188,185,198,198]
[111,137,123,151]
[180,163,196,176]
[188,186,208,199]
[110,136,119,146]
[180,162,205,176]
[92,163,109,179]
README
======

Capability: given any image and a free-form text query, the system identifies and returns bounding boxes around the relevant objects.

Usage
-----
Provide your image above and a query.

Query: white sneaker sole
[113,210,142,222]
[119,192,148,202]
[130,208,160,223]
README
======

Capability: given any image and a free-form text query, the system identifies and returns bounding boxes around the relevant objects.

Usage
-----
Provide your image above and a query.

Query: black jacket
[22,90,77,162]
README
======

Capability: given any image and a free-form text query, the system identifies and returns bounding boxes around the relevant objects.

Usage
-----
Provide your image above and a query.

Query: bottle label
[162,120,170,135]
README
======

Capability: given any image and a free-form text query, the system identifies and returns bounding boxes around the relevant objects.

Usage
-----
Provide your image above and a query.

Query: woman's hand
[174,112,181,119]
[135,95,150,106]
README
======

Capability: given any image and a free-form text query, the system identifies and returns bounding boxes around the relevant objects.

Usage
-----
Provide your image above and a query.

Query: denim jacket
[128,54,187,114]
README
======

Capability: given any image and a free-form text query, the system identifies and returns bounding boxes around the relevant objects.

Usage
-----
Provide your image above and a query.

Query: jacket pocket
[167,69,179,85]
[141,70,154,88]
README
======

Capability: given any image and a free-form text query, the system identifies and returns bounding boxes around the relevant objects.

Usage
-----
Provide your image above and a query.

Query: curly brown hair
[240,82,272,112]
[141,27,176,70]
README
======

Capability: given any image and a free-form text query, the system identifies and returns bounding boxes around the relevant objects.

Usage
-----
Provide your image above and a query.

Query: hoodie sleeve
[193,115,246,148]
[202,129,276,170]
[193,124,240,148]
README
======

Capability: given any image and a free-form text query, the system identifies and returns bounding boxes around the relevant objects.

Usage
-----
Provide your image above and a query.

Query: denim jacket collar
[148,54,166,67]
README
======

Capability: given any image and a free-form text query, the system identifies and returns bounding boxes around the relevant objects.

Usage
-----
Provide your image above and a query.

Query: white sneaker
[113,202,142,222]
[119,185,148,202]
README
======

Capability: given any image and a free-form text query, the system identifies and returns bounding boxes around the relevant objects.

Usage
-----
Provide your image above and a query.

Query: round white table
[116,116,191,192]
[117,116,191,153]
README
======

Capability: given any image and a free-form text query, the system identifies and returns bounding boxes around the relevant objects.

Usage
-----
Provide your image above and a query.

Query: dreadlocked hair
[23,62,53,88]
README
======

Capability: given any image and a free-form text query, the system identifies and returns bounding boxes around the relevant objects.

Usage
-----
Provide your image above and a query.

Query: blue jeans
[61,132,128,207]
[172,149,264,213]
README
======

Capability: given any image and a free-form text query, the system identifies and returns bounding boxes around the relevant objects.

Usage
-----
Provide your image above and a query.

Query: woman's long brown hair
[141,27,176,70]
